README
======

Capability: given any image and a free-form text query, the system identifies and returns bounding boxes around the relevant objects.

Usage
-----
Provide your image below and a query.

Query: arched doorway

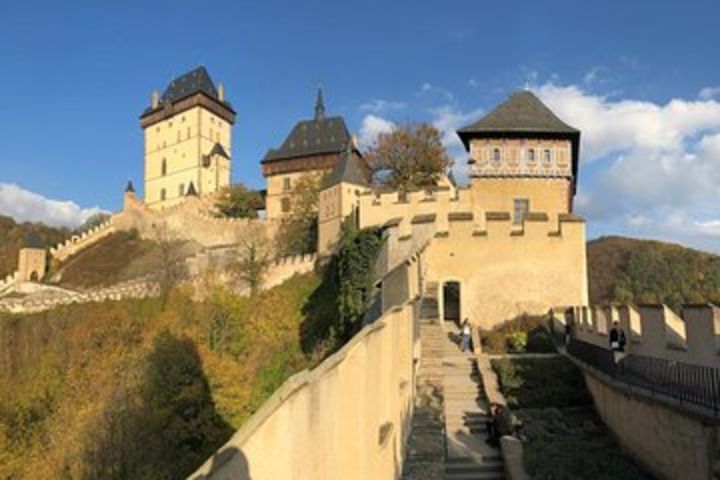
[442,281,461,325]
[29,271,39,282]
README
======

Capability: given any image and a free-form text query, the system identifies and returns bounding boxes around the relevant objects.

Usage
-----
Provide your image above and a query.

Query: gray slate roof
[262,89,351,163]
[162,66,218,103]
[458,90,578,136]
[209,143,230,159]
[324,144,369,188]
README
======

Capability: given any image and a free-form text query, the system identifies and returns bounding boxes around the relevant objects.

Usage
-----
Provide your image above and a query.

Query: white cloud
[357,114,395,149]
[699,86,720,101]
[418,83,455,102]
[529,83,720,251]
[0,183,107,228]
[359,99,407,114]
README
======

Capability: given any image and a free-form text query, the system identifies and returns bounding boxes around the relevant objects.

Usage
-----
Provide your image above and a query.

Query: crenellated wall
[553,304,720,368]
[49,219,116,262]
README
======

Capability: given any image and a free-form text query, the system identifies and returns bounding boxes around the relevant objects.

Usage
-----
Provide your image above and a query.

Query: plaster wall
[266,169,330,220]
[584,373,720,480]
[190,300,418,480]
[421,216,587,329]
[144,105,232,209]
[17,248,47,282]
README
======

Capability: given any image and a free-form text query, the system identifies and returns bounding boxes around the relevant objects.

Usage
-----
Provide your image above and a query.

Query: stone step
[446,461,504,474]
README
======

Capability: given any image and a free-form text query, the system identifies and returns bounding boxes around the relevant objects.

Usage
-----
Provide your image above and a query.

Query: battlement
[49,219,116,262]
[552,304,720,368]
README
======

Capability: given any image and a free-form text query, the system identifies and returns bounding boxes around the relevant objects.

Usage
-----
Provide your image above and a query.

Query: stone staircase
[442,323,504,480]
[403,283,505,479]
[402,287,446,479]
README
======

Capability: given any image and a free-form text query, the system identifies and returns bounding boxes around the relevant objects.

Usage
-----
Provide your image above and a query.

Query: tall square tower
[139,66,235,209]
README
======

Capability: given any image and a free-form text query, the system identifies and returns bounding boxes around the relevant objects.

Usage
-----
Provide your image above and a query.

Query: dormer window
[527,149,536,162]
[543,149,552,163]
[492,148,501,162]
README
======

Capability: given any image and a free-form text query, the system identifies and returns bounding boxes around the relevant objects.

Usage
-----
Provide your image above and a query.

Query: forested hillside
[0,215,68,278]
[0,273,341,478]
[587,236,720,311]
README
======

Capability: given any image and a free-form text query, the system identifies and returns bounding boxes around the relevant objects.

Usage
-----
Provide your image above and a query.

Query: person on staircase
[460,318,472,352]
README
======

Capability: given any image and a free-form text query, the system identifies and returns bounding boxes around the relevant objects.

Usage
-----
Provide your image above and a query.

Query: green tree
[364,123,452,191]
[230,225,271,296]
[215,183,262,219]
[76,212,111,234]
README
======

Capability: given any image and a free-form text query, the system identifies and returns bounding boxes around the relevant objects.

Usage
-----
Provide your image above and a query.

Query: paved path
[442,324,504,480]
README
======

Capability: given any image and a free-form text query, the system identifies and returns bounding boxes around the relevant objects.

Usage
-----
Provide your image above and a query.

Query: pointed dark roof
[125,180,135,193]
[161,66,218,104]
[457,91,578,141]
[186,181,198,197]
[315,88,326,121]
[324,143,369,188]
[209,143,230,159]
[457,90,581,192]
[262,90,352,164]
[24,231,43,249]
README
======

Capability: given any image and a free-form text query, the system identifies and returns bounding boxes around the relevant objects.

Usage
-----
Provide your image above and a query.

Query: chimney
[151,90,160,109]
[218,83,225,102]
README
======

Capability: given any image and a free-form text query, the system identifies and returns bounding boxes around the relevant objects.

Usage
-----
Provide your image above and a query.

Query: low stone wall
[189,300,420,480]
[0,277,159,314]
[584,372,720,480]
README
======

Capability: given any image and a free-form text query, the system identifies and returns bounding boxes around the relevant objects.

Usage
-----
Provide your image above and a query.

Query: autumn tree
[230,224,272,296]
[364,123,452,191]
[275,173,324,256]
[215,183,263,219]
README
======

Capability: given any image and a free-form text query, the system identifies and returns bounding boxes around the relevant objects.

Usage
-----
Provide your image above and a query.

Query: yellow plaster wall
[470,177,572,222]
[318,182,362,256]
[422,217,588,329]
[265,169,330,220]
[17,248,47,282]
[144,106,232,209]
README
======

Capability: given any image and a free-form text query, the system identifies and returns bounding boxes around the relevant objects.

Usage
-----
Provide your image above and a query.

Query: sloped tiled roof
[209,143,230,159]
[324,144,369,188]
[262,89,351,163]
[457,91,578,138]
[161,66,218,104]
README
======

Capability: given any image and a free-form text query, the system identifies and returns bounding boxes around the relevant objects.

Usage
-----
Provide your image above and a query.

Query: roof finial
[315,86,325,121]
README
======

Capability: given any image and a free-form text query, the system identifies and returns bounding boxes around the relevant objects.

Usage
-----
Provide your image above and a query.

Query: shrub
[480,314,556,354]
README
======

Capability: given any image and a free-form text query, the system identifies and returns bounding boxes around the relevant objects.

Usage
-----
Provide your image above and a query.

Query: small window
[527,149,536,162]
[187,127,191,139]
[181,116,185,122]
[177,131,181,142]
[156,126,160,133]
[210,128,214,139]
[513,198,529,224]
[281,197,291,213]
[160,188,166,201]
[179,183,185,196]
[492,148,501,162]
[544,149,552,163]
[161,158,167,176]
[283,177,291,191]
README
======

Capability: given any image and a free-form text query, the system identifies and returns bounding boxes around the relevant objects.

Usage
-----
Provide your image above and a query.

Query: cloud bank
[0,183,107,228]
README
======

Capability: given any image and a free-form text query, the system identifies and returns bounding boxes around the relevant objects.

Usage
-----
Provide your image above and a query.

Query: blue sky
[1,0,720,251]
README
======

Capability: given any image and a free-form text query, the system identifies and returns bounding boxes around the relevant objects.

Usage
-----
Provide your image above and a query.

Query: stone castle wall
[553,304,720,368]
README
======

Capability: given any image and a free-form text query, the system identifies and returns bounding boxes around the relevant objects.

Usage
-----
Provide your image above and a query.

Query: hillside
[0,271,340,479]
[0,215,68,279]
[587,236,720,310]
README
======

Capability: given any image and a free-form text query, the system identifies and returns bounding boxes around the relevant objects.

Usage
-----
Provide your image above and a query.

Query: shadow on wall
[194,447,252,480]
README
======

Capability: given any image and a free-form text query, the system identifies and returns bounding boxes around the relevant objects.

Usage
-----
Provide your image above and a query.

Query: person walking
[460,318,472,352]
[609,321,622,351]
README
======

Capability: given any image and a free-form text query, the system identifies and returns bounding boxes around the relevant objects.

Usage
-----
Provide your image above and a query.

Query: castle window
[513,198,529,224]
[527,149,536,162]
[181,116,185,122]
[283,177,291,191]
[161,158,167,176]
[492,148,501,162]
[177,131,181,142]
[544,149,552,163]
[281,197,291,213]
[169,121,173,128]
[187,127,191,139]
[210,128,214,139]
[160,188,166,201]
[179,184,185,196]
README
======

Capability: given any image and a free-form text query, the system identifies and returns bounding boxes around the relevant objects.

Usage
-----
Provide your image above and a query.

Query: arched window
[161,158,167,176]
[527,148,536,162]
[492,148,501,162]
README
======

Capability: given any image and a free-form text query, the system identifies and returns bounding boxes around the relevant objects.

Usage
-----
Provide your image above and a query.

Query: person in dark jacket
[609,321,626,352]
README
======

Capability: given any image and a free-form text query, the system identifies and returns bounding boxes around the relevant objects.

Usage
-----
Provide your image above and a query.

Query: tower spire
[314,87,325,121]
